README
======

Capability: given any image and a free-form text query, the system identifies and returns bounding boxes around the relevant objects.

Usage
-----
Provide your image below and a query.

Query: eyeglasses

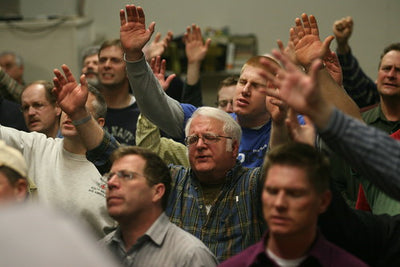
[20,102,48,113]
[216,99,233,108]
[184,133,232,146]
[101,170,147,183]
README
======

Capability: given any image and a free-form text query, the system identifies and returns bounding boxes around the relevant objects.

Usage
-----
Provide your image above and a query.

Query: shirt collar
[111,212,169,249]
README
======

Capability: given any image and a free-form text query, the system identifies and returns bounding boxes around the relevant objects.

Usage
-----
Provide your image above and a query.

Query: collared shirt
[88,133,265,261]
[362,104,400,134]
[101,212,218,267]
[218,231,368,267]
[167,163,266,262]
[337,50,379,108]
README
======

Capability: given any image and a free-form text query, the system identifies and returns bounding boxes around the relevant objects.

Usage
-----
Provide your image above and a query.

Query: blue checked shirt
[88,132,266,262]
[167,163,266,262]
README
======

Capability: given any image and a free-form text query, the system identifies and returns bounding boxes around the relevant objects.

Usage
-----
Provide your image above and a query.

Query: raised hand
[143,31,173,62]
[258,49,333,128]
[184,24,211,64]
[266,94,288,125]
[277,39,299,66]
[52,64,88,119]
[292,13,334,69]
[332,16,353,54]
[150,56,176,91]
[285,109,316,146]
[120,4,155,61]
[323,51,343,86]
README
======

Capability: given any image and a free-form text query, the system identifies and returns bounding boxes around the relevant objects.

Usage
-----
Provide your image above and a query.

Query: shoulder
[315,236,368,266]
[165,222,218,265]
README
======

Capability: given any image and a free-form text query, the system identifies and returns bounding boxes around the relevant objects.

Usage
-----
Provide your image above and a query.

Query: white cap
[0,140,27,178]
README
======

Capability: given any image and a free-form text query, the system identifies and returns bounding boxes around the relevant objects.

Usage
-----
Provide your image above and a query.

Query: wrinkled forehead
[189,115,224,134]
[380,50,400,67]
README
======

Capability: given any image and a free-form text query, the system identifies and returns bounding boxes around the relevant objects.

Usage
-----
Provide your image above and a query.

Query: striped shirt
[337,50,380,108]
[0,67,23,102]
[320,108,400,201]
[167,163,266,262]
[101,212,218,267]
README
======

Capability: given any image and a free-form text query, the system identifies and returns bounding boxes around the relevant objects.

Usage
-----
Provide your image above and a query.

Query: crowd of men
[0,3,399,267]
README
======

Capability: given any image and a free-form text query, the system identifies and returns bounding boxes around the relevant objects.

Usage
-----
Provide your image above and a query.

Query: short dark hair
[110,146,171,210]
[99,39,122,56]
[261,142,330,194]
[87,85,107,119]
[379,43,400,68]
[0,166,26,186]
[217,76,238,102]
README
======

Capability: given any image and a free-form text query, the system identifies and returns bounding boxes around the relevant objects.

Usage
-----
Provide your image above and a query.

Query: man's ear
[231,140,239,158]
[14,179,28,202]
[97,117,105,127]
[55,104,62,117]
[318,190,332,214]
[152,183,165,204]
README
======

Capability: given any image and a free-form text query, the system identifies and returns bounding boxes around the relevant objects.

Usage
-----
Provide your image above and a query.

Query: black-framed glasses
[184,133,232,146]
[101,170,147,183]
[216,99,233,108]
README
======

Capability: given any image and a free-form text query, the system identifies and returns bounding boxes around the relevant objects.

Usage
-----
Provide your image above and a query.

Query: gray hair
[81,46,100,63]
[0,51,23,67]
[185,106,242,146]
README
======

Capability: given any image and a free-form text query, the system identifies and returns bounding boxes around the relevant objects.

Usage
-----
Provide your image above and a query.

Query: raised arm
[0,66,24,103]
[53,65,119,173]
[291,13,361,120]
[181,24,210,106]
[333,16,379,108]
[143,31,173,62]
[260,49,400,201]
[120,5,188,139]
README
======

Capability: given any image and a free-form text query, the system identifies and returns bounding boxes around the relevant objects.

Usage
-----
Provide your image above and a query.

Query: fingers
[80,74,89,92]
[308,15,319,36]
[148,21,156,34]
[119,9,126,26]
[277,39,285,53]
[320,35,334,57]
[137,6,145,24]
[290,27,299,46]
[308,58,323,83]
[61,64,76,83]
[301,13,311,35]
[154,32,161,42]
[125,4,137,23]
[294,18,305,39]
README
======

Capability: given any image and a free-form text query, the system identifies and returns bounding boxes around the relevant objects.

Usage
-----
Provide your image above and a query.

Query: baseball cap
[0,140,27,178]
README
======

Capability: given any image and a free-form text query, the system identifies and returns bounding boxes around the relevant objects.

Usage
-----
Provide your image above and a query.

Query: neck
[267,227,316,259]
[380,96,400,121]
[236,113,270,128]
[118,210,162,251]
[46,124,60,138]
[194,162,235,185]
[63,136,87,154]
[100,82,132,109]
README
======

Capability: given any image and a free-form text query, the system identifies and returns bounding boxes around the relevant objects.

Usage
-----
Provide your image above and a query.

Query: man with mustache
[20,80,61,138]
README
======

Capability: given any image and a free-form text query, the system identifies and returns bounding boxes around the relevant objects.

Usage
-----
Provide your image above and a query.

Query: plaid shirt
[337,50,380,108]
[87,132,266,261]
[167,163,266,262]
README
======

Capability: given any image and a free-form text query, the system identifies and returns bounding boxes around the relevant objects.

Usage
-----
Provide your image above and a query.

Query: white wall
[1,0,400,85]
